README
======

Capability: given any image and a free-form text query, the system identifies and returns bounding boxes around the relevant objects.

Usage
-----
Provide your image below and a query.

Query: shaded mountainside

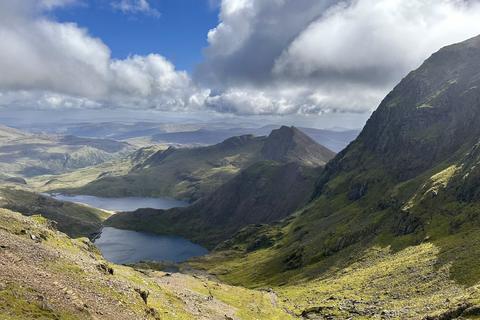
[0,209,292,320]
[107,161,322,248]
[0,188,110,239]
[187,35,480,317]
[0,125,134,178]
[69,126,335,201]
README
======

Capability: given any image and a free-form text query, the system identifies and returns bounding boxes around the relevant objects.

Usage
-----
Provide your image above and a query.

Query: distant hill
[67,126,335,201]
[152,126,358,153]
[0,125,134,178]
[14,121,359,152]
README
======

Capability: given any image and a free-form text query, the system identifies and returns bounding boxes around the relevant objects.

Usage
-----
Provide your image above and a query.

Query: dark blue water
[50,194,188,212]
[95,227,209,264]
[48,194,208,264]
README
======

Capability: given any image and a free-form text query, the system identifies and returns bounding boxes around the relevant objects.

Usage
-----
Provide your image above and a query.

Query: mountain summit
[262,126,335,166]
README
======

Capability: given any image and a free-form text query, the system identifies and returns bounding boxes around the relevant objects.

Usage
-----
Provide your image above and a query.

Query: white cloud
[198,0,480,115]
[111,0,160,17]
[274,0,480,83]
[205,84,384,116]
[0,0,206,111]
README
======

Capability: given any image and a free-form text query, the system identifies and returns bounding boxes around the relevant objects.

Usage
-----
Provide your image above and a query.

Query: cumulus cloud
[274,0,480,84]
[197,0,480,115]
[205,84,384,115]
[0,0,206,111]
[198,0,336,85]
[111,0,160,17]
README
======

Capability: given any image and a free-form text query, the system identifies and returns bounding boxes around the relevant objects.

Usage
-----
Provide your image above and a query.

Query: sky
[51,0,219,71]
[1,0,480,129]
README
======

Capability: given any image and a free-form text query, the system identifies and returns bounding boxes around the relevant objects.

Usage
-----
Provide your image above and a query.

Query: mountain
[0,125,134,178]
[30,145,164,194]
[188,35,480,318]
[260,126,334,166]
[66,126,335,201]
[16,121,204,141]
[107,161,322,248]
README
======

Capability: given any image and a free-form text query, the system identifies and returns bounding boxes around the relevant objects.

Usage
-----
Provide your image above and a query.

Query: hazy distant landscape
[5,120,360,152]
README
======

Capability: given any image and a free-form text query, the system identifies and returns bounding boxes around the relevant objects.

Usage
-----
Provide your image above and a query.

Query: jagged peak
[268,125,304,138]
[262,126,335,166]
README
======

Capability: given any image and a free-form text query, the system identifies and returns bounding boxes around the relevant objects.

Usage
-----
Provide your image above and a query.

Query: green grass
[62,138,265,201]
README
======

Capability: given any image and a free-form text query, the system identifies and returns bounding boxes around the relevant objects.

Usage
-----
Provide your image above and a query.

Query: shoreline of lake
[45,193,207,264]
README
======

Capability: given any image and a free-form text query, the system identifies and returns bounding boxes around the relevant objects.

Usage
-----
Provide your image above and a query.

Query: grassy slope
[4,208,478,319]
[0,188,110,239]
[0,209,292,320]
[65,136,266,201]
[28,145,165,193]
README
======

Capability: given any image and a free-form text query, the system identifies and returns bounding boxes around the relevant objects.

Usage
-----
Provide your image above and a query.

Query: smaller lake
[48,194,206,264]
[95,227,209,264]
[50,194,188,212]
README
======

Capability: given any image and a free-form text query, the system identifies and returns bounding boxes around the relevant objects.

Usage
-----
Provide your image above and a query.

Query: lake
[49,194,208,264]
[95,227,209,264]
[50,194,188,212]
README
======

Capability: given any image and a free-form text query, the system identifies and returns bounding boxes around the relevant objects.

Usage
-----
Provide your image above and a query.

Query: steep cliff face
[326,35,480,182]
